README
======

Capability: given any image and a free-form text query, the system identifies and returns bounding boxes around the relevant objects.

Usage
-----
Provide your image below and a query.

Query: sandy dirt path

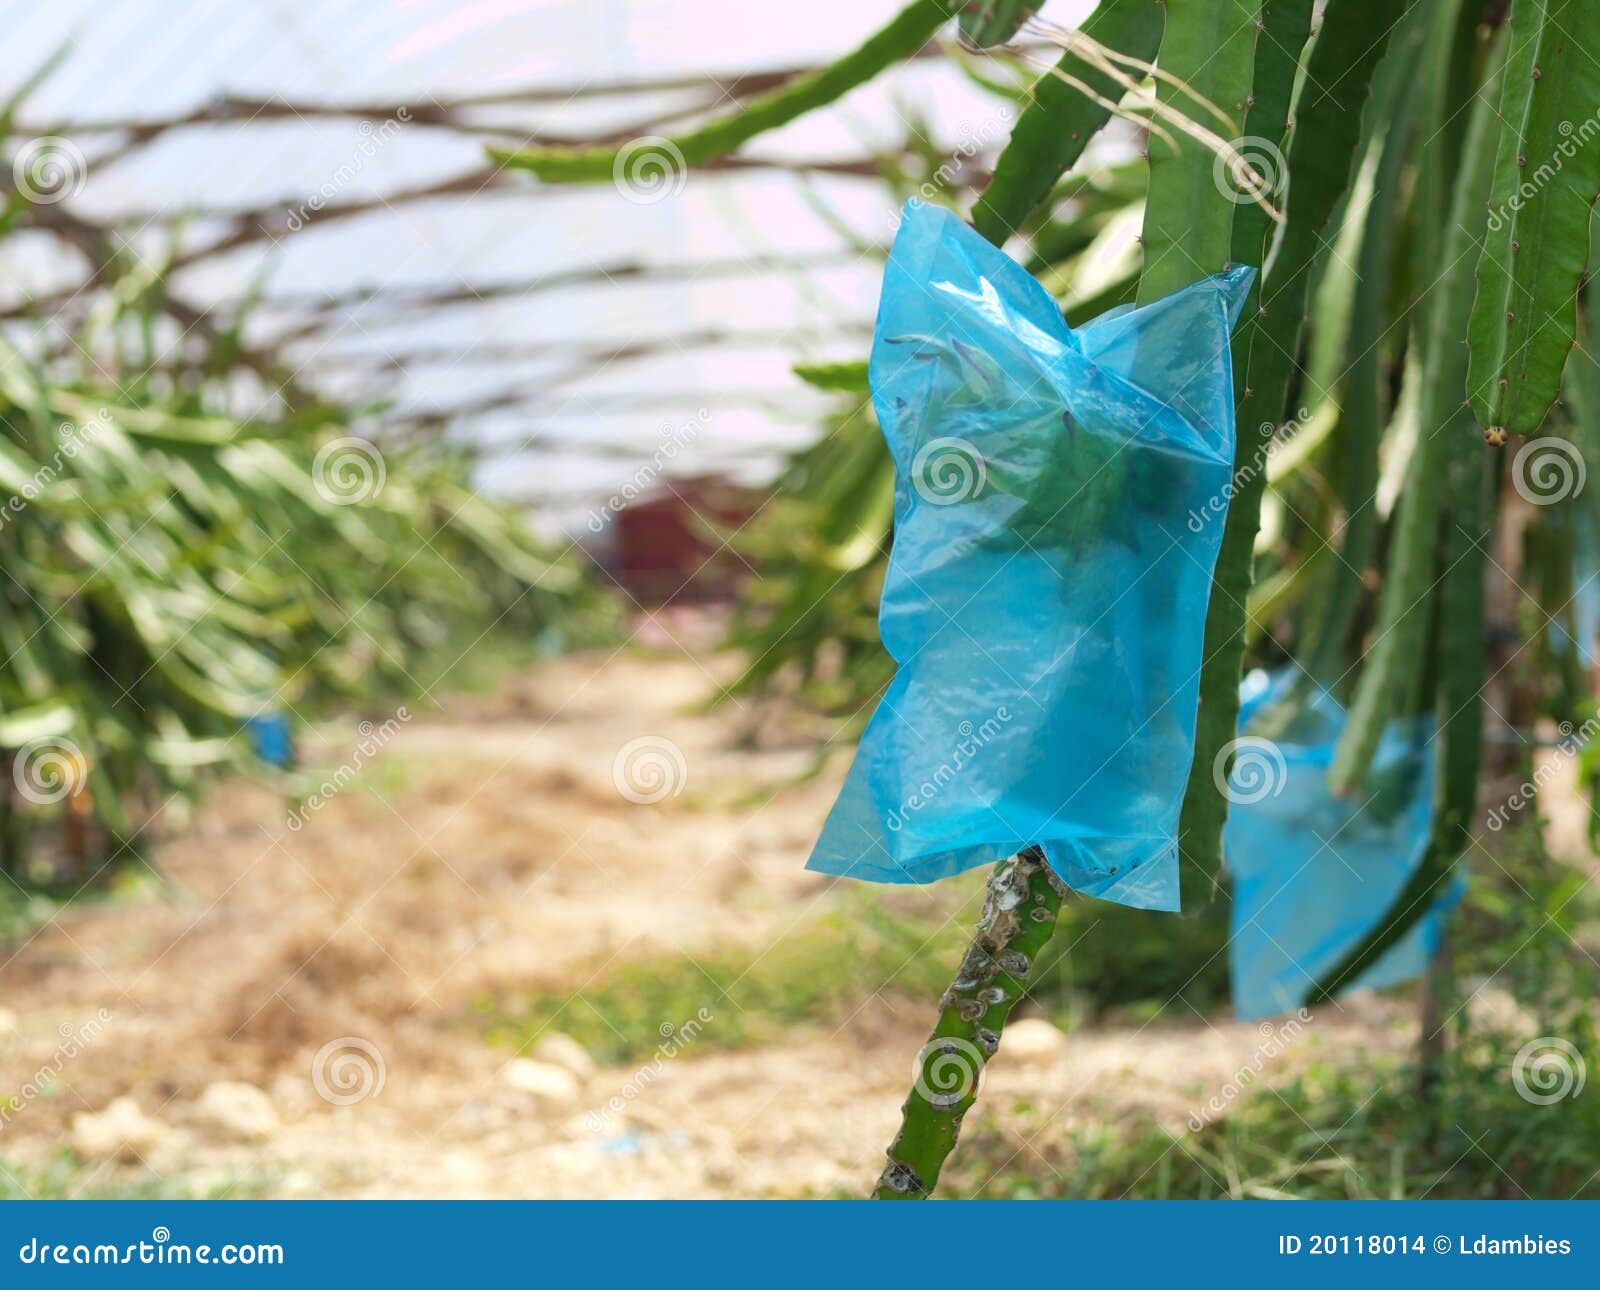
[0,652,1406,1198]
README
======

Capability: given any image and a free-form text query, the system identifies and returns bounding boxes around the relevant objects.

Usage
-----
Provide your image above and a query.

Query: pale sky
[1,0,1098,531]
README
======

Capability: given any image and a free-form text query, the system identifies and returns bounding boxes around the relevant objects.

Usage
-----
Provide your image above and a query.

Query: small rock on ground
[533,1033,597,1079]
[1003,1017,1069,1066]
[500,1059,582,1108]
[192,1081,280,1144]
[71,1097,167,1163]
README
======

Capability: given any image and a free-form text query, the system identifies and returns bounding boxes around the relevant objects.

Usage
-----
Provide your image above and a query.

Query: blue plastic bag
[244,713,294,768]
[1224,669,1459,1019]
[807,201,1252,910]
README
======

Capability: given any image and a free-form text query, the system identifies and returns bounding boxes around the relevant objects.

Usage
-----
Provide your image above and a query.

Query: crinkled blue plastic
[807,201,1252,911]
[1225,668,1460,1019]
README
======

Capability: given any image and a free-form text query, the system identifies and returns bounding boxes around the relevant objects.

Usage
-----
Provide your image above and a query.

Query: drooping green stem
[1466,0,1600,439]
[872,847,1066,1199]
[491,0,955,179]
[1135,0,1261,304]
[971,0,1165,244]
[1328,15,1500,796]
[1309,447,1495,1002]
[1417,928,1454,1113]
[1297,20,1429,693]
[1172,0,1316,894]
[1312,444,1497,998]
[1177,0,1409,891]
[958,0,1040,48]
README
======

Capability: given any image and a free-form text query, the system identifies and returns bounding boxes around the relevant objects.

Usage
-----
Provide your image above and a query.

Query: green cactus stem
[871,846,1067,1199]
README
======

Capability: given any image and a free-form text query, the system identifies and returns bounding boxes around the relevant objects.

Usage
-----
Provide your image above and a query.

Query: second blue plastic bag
[1224,669,1459,1019]
[807,201,1252,910]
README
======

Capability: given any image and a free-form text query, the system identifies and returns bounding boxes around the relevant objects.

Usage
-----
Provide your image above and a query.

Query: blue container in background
[1224,669,1460,1019]
[244,712,295,769]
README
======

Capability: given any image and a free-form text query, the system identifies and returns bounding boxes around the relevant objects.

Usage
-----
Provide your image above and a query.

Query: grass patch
[480,879,1233,1068]
[356,753,425,810]
[953,822,1600,1199]
[478,892,975,1064]
[946,1022,1600,1199]
[1031,894,1232,1023]
[0,851,161,943]
[0,1153,271,1200]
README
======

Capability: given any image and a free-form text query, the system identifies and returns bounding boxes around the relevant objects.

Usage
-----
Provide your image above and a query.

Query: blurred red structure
[592,475,763,605]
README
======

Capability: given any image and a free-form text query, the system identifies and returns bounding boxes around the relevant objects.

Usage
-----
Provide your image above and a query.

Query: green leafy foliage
[0,329,604,875]
[1328,14,1499,797]
[722,403,894,728]
[1467,0,1600,437]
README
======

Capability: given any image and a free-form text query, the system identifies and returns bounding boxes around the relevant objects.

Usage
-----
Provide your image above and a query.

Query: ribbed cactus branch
[871,846,1066,1199]
[491,0,956,180]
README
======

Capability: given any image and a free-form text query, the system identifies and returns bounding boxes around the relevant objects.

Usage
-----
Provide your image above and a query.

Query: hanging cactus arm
[1329,16,1503,797]
[1310,449,1493,1002]
[1172,0,1317,889]
[971,0,1166,243]
[1466,0,1600,440]
[1313,34,1507,974]
[491,0,956,180]
[1135,0,1262,303]
[958,0,1038,48]
[1297,11,1434,690]
[1178,0,1410,890]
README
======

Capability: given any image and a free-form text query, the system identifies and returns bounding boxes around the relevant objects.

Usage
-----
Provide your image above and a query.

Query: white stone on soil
[193,1081,280,1143]
[532,1032,597,1079]
[1002,1017,1068,1065]
[70,1097,167,1162]
[500,1059,582,1107]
